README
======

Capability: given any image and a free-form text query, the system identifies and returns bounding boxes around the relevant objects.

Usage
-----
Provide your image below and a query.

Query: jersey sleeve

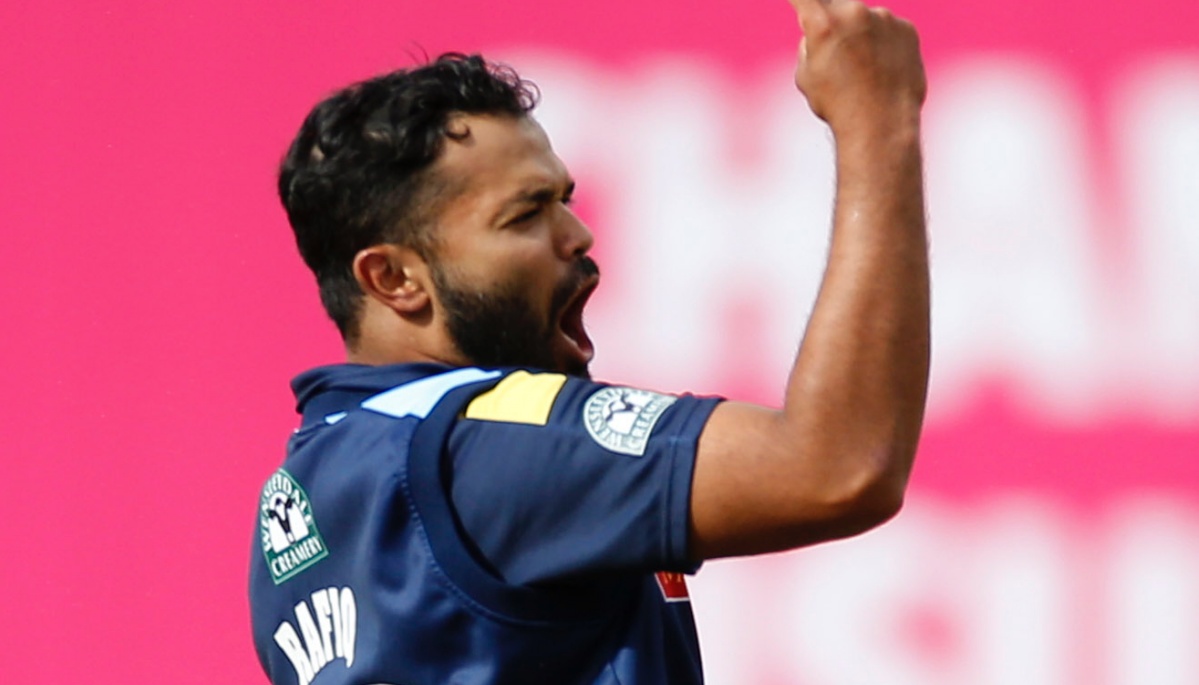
[446,371,722,586]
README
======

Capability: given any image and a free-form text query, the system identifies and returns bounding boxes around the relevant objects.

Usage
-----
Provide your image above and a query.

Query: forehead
[431,115,569,214]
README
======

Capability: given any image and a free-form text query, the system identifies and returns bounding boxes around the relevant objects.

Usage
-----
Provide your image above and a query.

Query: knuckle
[841,1,871,22]
[803,13,832,37]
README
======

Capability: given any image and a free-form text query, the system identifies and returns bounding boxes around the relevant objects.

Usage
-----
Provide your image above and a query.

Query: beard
[431,256,599,378]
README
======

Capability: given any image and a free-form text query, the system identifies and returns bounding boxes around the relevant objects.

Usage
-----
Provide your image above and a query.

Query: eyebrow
[492,180,576,224]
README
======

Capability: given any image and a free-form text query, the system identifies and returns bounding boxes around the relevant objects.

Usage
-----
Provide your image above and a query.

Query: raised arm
[689,0,929,560]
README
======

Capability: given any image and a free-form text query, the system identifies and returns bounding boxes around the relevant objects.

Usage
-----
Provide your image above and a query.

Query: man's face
[424,114,599,377]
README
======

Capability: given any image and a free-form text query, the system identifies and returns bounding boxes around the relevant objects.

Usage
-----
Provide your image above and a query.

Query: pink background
[3,1,1196,683]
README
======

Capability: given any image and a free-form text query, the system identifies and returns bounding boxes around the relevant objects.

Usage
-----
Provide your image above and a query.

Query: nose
[556,205,594,259]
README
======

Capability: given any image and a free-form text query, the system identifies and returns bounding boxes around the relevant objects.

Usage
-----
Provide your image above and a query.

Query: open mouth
[553,274,599,368]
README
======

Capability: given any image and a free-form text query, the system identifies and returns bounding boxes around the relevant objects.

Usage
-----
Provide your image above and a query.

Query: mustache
[575,255,600,280]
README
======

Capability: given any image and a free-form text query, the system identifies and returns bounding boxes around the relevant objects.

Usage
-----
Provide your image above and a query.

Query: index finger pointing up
[787,0,831,31]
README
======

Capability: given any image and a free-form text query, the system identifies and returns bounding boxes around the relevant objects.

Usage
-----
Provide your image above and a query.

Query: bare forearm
[687,0,930,560]
[783,120,930,507]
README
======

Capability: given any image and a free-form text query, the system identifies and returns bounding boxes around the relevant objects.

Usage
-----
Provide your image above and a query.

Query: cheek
[445,230,562,306]
[490,240,561,297]
[446,258,548,316]
[500,265,556,318]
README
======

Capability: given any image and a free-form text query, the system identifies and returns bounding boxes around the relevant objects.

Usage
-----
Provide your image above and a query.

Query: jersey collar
[291,362,453,426]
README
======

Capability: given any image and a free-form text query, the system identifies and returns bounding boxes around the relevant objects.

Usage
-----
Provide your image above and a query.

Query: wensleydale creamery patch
[260,469,329,584]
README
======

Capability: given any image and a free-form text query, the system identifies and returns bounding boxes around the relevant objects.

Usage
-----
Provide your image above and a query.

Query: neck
[345,317,466,369]
[344,345,454,367]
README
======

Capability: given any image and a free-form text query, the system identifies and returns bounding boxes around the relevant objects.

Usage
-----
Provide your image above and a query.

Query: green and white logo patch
[259,469,329,585]
[583,386,677,456]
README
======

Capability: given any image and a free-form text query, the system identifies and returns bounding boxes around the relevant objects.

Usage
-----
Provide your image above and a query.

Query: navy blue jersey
[249,363,721,685]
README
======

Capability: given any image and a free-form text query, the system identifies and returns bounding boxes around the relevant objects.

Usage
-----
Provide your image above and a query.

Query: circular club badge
[583,386,677,456]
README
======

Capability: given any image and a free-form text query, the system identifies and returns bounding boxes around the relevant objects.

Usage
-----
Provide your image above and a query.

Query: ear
[351,244,432,315]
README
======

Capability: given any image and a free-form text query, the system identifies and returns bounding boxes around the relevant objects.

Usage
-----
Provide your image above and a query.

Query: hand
[788,0,926,135]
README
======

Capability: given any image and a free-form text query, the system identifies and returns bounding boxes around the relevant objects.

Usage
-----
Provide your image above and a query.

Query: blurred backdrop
[2,1,1197,683]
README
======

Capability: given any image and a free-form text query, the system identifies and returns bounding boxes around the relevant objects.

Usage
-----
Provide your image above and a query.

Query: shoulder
[456,369,721,458]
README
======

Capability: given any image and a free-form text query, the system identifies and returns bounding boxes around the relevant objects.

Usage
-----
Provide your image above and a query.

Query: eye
[511,206,541,224]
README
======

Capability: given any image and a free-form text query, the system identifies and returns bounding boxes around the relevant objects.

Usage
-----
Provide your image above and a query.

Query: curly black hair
[278,53,539,341]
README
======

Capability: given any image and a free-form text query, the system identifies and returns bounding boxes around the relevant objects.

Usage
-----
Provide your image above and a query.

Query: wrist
[831,108,922,158]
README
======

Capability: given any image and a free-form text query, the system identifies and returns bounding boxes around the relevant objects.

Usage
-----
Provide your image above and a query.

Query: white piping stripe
[359,368,502,420]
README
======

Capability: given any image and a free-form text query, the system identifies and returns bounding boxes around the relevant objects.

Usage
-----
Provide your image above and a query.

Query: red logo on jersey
[655,571,690,602]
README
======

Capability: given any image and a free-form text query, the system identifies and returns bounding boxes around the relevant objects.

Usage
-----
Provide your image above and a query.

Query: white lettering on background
[1108,499,1199,685]
[690,496,1199,685]
[1115,60,1199,423]
[923,59,1107,421]
[508,52,1199,422]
